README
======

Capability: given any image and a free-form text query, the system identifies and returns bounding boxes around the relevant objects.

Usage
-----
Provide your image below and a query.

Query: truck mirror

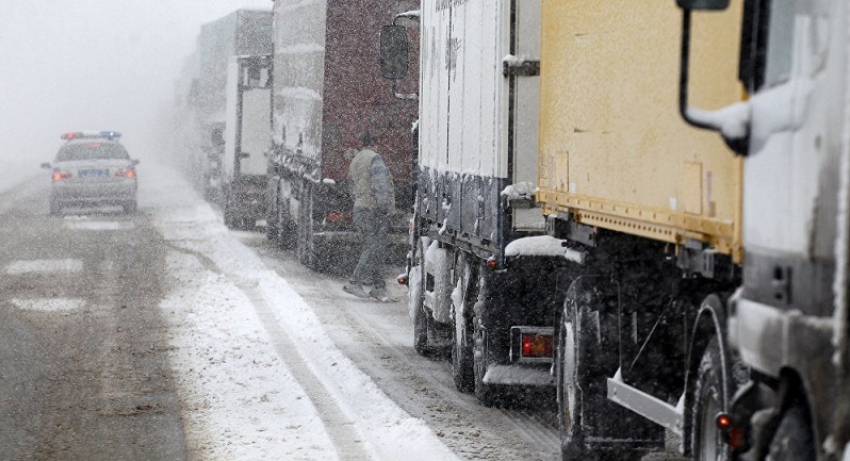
[380,25,409,81]
[676,0,729,10]
[676,7,749,155]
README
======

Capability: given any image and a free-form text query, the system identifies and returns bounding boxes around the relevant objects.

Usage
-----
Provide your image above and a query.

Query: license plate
[79,169,108,178]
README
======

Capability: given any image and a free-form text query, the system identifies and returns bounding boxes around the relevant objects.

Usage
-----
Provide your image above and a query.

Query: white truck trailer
[381,0,569,406]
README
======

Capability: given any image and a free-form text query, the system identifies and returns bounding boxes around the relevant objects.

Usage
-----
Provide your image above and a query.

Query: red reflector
[397,276,408,285]
[325,211,353,223]
[521,333,554,358]
[487,258,498,269]
[728,427,747,450]
[716,414,732,430]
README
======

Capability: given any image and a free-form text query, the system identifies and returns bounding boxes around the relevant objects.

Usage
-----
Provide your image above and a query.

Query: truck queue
[171,1,850,460]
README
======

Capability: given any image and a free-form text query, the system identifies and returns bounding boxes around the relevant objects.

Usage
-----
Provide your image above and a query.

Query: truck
[171,10,273,202]
[380,0,569,406]
[535,0,850,460]
[222,54,273,230]
[265,0,419,273]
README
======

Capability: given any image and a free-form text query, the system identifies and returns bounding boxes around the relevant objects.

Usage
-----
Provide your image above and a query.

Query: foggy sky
[0,1,271,185]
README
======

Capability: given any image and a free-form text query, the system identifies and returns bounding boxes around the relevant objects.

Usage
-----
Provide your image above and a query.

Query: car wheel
[123,200,137,214]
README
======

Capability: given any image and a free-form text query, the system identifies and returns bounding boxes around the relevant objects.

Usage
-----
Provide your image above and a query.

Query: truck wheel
[558,290,595,460]
[411,237,432,356]
[766,403,815,460]
[296,191,327,271]
[296,196,314,267]
[224,194,236,229]
[691,338,731,461]
[559,277,650,461]
[412,280,430,355]
[265,217,277,239]
[49,199,61,215]
[276,203,296,250]
[451,256,476,393]
[472,313,498,407]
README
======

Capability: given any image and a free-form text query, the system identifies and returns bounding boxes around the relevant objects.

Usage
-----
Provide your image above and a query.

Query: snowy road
[0,163,559,460]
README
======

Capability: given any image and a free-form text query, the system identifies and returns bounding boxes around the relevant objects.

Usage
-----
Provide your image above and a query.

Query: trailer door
[510,0,543,231]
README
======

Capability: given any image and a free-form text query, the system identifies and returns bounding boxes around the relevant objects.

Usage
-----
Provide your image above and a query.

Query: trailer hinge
[503,59,540,77]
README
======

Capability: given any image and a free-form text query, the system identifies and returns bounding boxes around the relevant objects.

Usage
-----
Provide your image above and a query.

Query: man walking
[343,131,396,302]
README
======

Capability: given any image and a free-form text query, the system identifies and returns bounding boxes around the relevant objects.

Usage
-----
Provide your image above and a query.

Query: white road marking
[5,259,83,275]
[64,220,134,231]
[10,298,86,312]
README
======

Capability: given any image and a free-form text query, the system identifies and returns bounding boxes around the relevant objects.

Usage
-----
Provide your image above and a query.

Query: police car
[41,131,139,214]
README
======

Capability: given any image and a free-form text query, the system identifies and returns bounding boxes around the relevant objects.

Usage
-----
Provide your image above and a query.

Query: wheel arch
[683,292,733,455]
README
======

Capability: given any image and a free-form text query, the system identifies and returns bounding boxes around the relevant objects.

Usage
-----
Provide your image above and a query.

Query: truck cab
[678,0,850,458]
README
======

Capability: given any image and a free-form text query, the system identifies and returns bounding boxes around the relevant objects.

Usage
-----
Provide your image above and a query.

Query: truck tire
[472,273,499,407]
[224,192,237,229]
[451,256,476,393]
[296,192,316,268]
[265,193,279,240]
[276,200,296,250]
[413,285,430,355]
[558,276,651,461]
[472,311,498,407]
[49,199,61,215]
[766,403,815,460]
[411,238,433,356]
[690,337,731,461]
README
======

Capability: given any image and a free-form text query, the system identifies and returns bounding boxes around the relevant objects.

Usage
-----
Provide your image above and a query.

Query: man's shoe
[343,283,370,299]
[369,287,397,303]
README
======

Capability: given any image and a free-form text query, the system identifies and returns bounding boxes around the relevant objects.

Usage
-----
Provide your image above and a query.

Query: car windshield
[56,142,130,161]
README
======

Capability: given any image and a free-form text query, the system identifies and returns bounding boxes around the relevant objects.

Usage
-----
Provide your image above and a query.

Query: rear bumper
[483,363,554,387]
[51,181,136,204]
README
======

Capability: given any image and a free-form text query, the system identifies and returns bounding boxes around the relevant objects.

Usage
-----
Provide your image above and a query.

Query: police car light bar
[61,131,122,141]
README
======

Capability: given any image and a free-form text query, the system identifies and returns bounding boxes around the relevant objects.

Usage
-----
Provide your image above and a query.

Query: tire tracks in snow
[166,240,374,460]
[233,278,375,461]
[246,239,560,461]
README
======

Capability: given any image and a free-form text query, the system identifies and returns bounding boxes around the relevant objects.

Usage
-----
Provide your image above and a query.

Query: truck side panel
[537,0,744,257]
[321,1,418,186]
[420,0,513,249]
[273,1,327,166]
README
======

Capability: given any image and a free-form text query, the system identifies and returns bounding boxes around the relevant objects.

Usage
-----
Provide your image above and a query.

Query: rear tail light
[397,274,409,286]
[522,333,554,358]
[115,167,136,178]
[716,413,749,451]
[325,211,353,223]
[52,170,72,180]
[510,327,555,363]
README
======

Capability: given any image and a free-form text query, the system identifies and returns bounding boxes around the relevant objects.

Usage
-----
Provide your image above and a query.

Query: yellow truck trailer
[538,0,744,262]
[533,1,748,459]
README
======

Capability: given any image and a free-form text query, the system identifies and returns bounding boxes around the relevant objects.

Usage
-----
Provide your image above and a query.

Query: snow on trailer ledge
[504,235,568,257]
